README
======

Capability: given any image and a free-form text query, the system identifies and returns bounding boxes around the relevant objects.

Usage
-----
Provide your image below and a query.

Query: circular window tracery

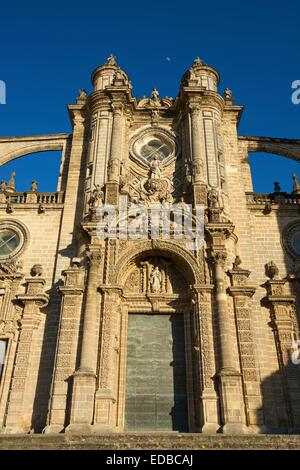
[282,222,300,258]
[130,128,179,166]
[0,220,29,260]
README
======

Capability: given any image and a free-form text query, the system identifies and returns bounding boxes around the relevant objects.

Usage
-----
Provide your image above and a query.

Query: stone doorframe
[115,295,194,432]
[94,243,219,433]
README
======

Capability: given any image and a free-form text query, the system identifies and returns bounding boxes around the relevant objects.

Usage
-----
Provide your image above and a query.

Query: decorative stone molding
[191,285,219,433]
[3,271,49,433]
[45,264,84,434]
[227,266,263,429]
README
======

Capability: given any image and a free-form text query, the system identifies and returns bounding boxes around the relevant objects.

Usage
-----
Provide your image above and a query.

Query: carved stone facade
[0,56,300,435]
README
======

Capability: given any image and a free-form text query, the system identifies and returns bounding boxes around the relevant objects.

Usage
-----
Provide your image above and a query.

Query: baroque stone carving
[149,266,162,293]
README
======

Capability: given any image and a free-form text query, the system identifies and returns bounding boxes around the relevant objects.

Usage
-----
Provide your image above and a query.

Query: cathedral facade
[0,55,300,435]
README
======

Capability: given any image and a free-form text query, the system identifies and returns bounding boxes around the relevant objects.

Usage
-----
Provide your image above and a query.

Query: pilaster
[44,264,84,434]
[93,285,123,431]
[228,268,264,432]
[3,276,49,433]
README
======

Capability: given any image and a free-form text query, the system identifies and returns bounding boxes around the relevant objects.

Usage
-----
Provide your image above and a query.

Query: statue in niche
[149,266,162,293]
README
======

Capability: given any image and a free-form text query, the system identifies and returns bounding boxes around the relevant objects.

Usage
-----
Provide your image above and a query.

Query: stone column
[44,264,84,434]
[266,276,300,429]
[228,268,264,432]
[66,246,102,433]
[207,224,248,434]
[93,285,122,431]
[189,104,207,205]
[106,104,124,206]
[4,276,49,433]
[192,286,219,433]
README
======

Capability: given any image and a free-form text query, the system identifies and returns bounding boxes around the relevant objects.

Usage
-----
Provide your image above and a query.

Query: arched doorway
[115,250,199,433]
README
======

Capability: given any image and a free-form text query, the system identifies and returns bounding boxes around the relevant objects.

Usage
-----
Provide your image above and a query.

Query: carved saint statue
[149,156,162,180]
[31,180,38,192]
[150,88,160,106]
[107,53,117,66]
[7,172,16,191]
[224,88,233,101]
[149,266,162,293]
[89,185,104,209]
[292,174,300,194]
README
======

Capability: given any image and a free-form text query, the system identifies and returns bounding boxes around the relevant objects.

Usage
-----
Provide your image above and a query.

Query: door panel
[125,314,188,431]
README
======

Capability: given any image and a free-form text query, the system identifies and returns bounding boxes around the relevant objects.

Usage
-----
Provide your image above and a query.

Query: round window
[130,128,178,166]
[140,139,172,161]
[282,222,300,258]
[0,221,29,260]
[0,229,21,257]
[291,232,300,256]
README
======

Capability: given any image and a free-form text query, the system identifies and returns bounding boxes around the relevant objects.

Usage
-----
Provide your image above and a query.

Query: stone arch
[113,240,202,286]
[241,138,300,163]
[0,142,66,167]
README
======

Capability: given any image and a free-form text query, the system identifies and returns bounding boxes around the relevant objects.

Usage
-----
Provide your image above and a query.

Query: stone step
[0,433,300,450]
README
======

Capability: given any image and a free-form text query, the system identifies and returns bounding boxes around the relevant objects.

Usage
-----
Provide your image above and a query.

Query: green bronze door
[125,314,188,431]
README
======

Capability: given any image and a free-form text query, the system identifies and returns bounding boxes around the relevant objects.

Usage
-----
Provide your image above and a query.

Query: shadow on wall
[258,353,300,434]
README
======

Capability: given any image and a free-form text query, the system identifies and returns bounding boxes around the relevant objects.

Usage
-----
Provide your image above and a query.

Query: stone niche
[123,257,188,295]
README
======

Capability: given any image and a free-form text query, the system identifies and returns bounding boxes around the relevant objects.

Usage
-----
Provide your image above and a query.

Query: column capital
[99,284,123,297]
[206,222,235,241]
[210,248,227,267]
[86,246,102,266]
[111,102,124,116]
[188,103,201,116]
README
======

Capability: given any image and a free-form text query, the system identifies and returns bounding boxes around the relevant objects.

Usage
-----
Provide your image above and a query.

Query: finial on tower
[106,53,117,66]
[6,172,16,192]
[193,57,202,66]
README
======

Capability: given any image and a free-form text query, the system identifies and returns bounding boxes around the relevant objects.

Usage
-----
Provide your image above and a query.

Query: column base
[201,423,220,434]
[200,390,220,434]
[68,369,96,426]
[217,367,248,433]
[65,423,94,434]
[221,423,249,434]
[94,389,116,430]
[2,426,29,434]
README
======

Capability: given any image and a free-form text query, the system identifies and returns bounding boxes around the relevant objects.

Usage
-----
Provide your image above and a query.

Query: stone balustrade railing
[246,192,300,206]
[0,191,65,205]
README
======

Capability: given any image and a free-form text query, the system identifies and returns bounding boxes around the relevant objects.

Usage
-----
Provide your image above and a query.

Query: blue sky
[0,0,299,192]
